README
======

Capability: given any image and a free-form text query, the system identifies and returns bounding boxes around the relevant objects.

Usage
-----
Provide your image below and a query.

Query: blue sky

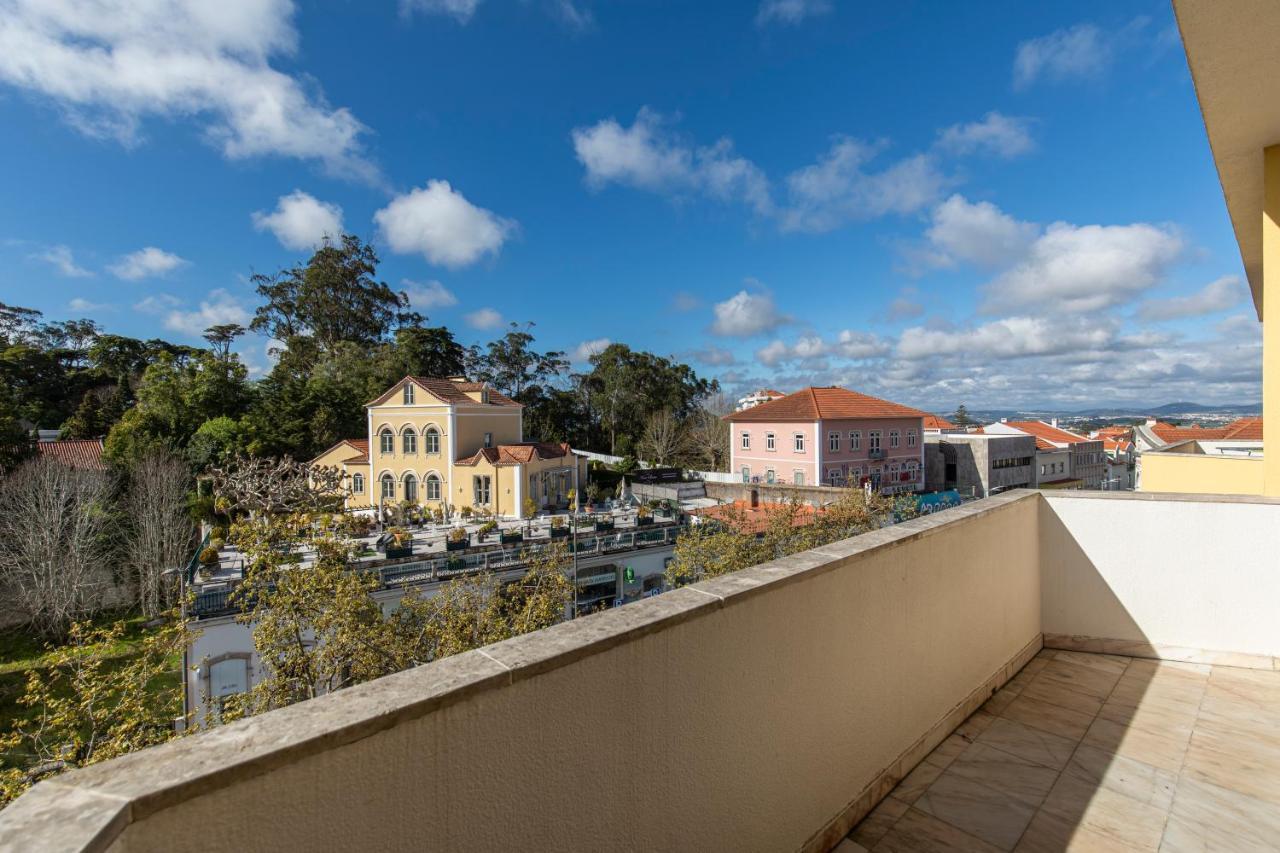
[0,0,1260,410]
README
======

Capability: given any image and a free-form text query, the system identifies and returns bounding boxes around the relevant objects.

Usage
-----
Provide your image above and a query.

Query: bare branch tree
[208,454,345,518]
[638,408,687,466]
[0,458,114,642]
[125,448,195,618]
[685,394,732,472]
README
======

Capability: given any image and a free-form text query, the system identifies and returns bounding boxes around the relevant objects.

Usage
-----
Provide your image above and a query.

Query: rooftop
[365,376,521,408]
[999,421,1093,448]
[33,437,105,470]
[728,386,928,423]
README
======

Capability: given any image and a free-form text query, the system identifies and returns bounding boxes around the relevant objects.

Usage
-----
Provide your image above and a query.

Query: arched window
[403,428,417,454]
[424,426,440,454]
[380,474,395,500]
[403,473,418,502]
[351,473,364,494]
[379,428,394,455]
[425,473,441,501]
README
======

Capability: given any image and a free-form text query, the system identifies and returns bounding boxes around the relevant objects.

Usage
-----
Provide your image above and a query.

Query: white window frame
[425,474,441,501]
[889,430,901,449]
[380,474,395,500]
[850,431,861,451]
[793,433,805,453]
[473,475,492,505]
[403,428,417,455]
[793,470,805,486]
[765,469,776,484]
[425,427,440,454]
[828,432,840,452]
[379,429,394,455]
[403,383,415,405]
[907,430,917,447]
[765,432,775,451]
[869,431,881,451]
[484,432,493,448]
[352,473,364,494]
[403,473,418,503]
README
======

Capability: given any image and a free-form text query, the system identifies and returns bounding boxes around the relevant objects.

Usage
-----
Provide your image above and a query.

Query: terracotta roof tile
[310,438,369,465]
[455,441,572,467]
[35,439,105,470]
[728,386,927,422]
[1222,416,1263,440]
[366,377,522,408]
[1003,421,1092,446]
[923,415,958,430]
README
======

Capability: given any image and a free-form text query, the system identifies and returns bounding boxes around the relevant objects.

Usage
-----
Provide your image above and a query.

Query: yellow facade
[1140,453,1265,497]
[313,377,584,519]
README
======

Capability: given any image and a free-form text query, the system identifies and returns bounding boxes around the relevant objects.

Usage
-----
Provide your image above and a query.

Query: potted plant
[523,497,537,520]
[446,527,469,551]
[477,519,498,541]
[566,488,577,513]
[381,527,414,559]
[585,482,602,512]
[636,505,654,526]
[655,499,675,520]
[460,505,473,521]
[199,545,220,566]
[594,514,614,533]
[500,527,523,545]
[549,516,570,539]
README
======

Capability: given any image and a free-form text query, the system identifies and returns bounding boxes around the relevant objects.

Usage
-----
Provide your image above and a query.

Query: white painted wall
[1040,492,1280,660]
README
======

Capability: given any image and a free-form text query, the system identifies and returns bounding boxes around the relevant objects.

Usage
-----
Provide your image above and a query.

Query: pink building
[726,386,927,493]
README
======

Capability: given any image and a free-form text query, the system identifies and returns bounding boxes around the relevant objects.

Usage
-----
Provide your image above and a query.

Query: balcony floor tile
[847,651,1280,853]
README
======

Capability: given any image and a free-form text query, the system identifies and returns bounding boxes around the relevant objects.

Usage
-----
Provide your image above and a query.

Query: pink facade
[729,416,924,492]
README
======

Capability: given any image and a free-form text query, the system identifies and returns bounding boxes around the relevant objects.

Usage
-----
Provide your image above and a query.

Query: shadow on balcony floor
[842,648,1280,852]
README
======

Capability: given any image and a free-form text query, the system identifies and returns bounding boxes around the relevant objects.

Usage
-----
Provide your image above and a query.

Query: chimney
[1051,418,1059,429]
[1000,417,1008,423]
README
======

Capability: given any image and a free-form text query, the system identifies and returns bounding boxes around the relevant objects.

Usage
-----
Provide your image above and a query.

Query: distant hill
[944,402,1262,423]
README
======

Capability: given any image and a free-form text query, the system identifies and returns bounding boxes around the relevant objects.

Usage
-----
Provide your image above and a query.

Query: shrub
[448,528,467,543]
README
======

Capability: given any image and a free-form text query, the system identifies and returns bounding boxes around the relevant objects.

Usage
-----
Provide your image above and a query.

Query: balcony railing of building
[4,488,1278,851]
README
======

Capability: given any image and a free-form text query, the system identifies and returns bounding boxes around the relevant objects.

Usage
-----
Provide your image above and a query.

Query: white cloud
[34,244,93,277]
[251,190,344,251]
[780,140,948,233]
[162,288,251,336]
[936,112,1035,158]
[108,247,189,281]
[897,316,1113,360]
[688,345,736,366]
[0,0,374,180]
[402,279,458,310]
[757,330,887,365]
[550,0,594,31]
[465,307,504,330]
[572,108,772,215]
[400,0,482,22]
[1137,275,1244,321]
[756,339,791,366]
[133,293,181,314]
[672,291,702,312]
[571,337,611,362]
[68,297,109,312]
[755,0,832,27]
[888,292,925,321]
[711,289,790,337]
[834,329,890,359]
[374,180,515,268]
[1013,24,1111,90]
[925,195,1039,269]
[982,221,1182,314]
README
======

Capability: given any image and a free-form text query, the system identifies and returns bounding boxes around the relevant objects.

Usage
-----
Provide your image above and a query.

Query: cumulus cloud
[981,221,1182,314]
[897,316,1113,360]
[925,195,1039,269]
[399,0,482,22]
[108,247,189,281]
[465,307,504,330]
[572,108,771,215]
[34,245,93,278]
[402,279,458,310]
[68,297,109,312]
[936,112,1035,158]
[375,181,515,268]
[251,191,344,250]
[1137,275,1244,321]
[779,140,948,233]
[133,293,181,314]
[687,345,736,366]
[162,288,251,336]
[711,289,790,337]
[571,337,611,362]
[0,0,374,180]
[755,0,832,27]
[757,330,888,366]
[1013,23,1112,90]
[887,289,925,321]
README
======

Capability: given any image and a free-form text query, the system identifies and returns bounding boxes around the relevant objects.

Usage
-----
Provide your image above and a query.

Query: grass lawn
[0,610,183,771]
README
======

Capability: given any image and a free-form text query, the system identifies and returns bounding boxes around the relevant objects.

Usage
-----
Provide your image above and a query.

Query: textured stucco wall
[1040,491,1280,659]
[2,494,1041,853]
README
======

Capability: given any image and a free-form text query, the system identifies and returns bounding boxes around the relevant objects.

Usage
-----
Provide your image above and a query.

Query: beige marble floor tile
[1081,717,1190,774]
[926,734,971,769]
[978,717,1079,771]
[835,838,870,853]
[1053,650,1131,676]
[1036,659,1124,700]
[915,771,1038,851]
[1125,658,1210,682]
[874,807,1004,853]
[1001,693,1096,741]
[1165,775,1280,852]
[1015,810,1145,853]
[1194,694,1280,748]
[1040,769,1168,851]
[1063,743,1177,812]
[1096,697,1199,742]
[1182,729,1280,806]
[955,710,998,742]
[946,742,1059,808]
[1106,678,1204,717]
[983,686,1021,716]
[893,759,947,805]
[851,795,910,848]
[1019,675,1106,718]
